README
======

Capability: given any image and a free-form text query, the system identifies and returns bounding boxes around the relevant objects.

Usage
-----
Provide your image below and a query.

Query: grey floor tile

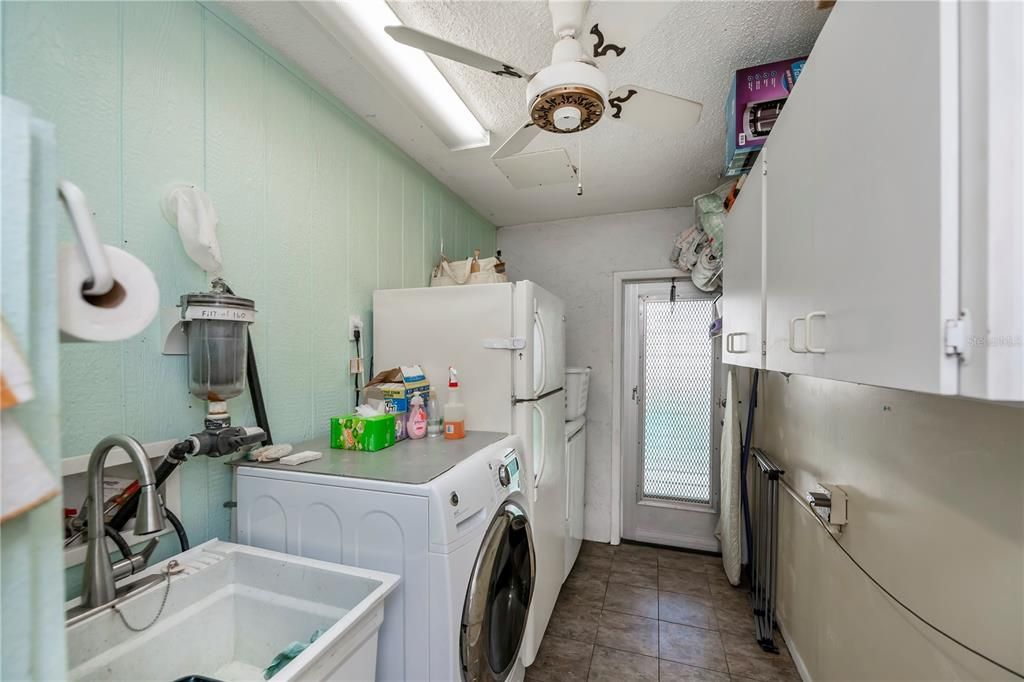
[659,591,717,630]
[658,550,708,574]
[659,568,712,600]
[546,595,603,644]
[586,645,659,682]
[725,653,801,682]
[713,602,754,637]
[562,573,608,606]
[581,540,616,558]
[594,610,660,657]
[719,631,792,663]
[659,659,732,682]
[614,543,659,567]
[525,635,594,682]
[659,621,729,673]
[603,583,658,619]
[609,559,659,589]
[573,551,613,576]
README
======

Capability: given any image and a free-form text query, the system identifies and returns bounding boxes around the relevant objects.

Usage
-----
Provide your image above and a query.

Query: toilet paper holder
[58,180,114,297]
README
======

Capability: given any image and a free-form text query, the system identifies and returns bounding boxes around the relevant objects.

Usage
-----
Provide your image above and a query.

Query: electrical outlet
[349,315,364,341]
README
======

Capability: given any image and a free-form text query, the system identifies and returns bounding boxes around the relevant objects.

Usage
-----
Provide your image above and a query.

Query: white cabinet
[762,56,821,378]
[723,0,1023,400]
[722,151,765,369]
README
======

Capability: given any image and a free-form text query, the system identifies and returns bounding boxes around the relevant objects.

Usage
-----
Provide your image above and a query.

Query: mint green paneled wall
[2,1,496,568]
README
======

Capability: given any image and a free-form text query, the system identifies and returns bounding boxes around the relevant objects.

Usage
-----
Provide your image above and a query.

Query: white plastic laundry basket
[564,367,591,421]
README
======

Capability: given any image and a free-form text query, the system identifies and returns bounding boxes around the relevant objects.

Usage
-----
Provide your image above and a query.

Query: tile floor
[526,541,801,682]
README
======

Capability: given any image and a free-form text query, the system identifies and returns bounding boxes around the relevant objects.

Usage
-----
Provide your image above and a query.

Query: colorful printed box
[725,56,807,176]
[330,414,396,452]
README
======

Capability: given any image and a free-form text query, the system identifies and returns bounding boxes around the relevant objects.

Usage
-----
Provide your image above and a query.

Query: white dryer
[235,432,535,682]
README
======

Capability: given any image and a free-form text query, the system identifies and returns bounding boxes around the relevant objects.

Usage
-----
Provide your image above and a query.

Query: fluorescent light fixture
[302,0,490,151]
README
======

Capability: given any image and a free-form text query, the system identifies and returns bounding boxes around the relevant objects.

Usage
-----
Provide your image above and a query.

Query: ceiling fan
[385,0,703,162]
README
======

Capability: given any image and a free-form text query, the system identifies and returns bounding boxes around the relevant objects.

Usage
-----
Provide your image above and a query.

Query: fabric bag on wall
[431,250,508,287]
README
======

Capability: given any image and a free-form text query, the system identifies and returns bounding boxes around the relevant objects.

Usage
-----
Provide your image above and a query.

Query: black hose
[219,280,272,445]
[164,508,190,552]
[104,524,132,559]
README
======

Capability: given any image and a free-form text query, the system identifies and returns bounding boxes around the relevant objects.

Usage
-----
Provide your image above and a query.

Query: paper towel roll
[58,243,160,342]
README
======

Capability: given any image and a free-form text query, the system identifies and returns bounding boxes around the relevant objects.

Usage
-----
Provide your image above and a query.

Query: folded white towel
[279,450,322,466]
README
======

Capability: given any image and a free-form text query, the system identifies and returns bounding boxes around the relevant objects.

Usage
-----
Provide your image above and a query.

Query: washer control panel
[493,449,522,494]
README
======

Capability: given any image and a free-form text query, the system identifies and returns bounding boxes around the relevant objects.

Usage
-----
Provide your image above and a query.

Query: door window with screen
[639,296,717,505]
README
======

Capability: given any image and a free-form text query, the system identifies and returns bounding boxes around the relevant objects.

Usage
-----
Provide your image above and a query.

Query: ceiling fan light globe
[527,61,609,134]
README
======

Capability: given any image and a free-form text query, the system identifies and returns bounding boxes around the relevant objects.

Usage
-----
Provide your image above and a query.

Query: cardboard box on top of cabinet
[330,414,396,452]
[363,365,431,441]
[725,56,807,176]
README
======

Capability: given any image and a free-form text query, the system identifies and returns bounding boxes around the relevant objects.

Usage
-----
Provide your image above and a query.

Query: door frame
[610,268,692,545]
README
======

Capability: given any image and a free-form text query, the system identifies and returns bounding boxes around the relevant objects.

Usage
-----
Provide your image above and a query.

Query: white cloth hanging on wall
[715,368,742,585]
[161,183,222,273]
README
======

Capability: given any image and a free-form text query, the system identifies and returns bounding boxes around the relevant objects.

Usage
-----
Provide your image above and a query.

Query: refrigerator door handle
[532,403,546,503]
[533,311,547,396]
[482,337,526,350]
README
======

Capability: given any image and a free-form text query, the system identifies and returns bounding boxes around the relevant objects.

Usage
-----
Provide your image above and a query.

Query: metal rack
[750,447,784,653]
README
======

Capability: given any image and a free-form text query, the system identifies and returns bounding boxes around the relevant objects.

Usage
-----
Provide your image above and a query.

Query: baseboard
[776,616,812,682]
[628,528,721,553]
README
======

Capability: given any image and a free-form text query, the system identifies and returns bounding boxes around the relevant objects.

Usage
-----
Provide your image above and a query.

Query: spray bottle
[443,367,465,440]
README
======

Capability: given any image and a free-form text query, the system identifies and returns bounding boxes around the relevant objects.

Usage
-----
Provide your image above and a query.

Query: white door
[514,280,566,400]
[374,283,515,432]
[722,149,765,369]
[621,280,722,551]
[518,391,566,666]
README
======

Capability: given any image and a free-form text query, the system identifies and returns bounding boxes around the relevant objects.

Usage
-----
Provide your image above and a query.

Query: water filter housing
[180,280,255,402]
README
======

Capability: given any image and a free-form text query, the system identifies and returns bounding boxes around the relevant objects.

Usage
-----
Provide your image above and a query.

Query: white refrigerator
[373,281,566,667]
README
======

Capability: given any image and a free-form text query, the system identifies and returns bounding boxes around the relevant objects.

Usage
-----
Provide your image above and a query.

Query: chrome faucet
[81,435,165,608]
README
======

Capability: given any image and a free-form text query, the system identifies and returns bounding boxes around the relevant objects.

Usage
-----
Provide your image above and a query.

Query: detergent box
[363,365,431,441]
[725,56,807,176]
[330,413,396,452]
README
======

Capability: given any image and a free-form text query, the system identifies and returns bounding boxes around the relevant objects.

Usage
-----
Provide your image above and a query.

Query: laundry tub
[66,540,399,681]
[564,367,592,420]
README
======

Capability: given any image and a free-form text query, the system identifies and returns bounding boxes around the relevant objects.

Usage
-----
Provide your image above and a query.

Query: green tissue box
[330,414,396,452]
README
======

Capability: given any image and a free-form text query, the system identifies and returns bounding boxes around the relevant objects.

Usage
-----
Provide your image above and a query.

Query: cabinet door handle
[788,316,808,353]
[805,311,827,354]
[726,332,747,354]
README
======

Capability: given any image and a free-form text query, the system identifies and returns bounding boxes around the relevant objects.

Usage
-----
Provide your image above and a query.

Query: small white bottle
[426,390,442,438]
[443,367,465,440]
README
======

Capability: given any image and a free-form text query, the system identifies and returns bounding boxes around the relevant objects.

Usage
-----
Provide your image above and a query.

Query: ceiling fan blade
[607,85,702,135]
[384,26,531,79]
[582,1,678,66]
[492,122,542,160]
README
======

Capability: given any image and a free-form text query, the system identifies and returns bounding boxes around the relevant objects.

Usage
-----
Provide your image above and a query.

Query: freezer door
[374,284,515,432]
[516,391,566,665]
[513,281,566,400]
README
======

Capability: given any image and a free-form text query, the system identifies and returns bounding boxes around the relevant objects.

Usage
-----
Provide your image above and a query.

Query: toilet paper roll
[58,243,160,342]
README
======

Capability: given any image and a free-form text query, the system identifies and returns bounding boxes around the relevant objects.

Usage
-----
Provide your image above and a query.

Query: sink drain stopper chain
[113,560,180,632]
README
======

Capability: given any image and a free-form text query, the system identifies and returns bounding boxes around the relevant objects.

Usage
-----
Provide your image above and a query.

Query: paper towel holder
[58,180,115,297]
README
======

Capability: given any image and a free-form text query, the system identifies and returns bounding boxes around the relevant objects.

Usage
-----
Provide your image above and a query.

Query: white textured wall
[756,373,1023,680]
[498,207,688,541]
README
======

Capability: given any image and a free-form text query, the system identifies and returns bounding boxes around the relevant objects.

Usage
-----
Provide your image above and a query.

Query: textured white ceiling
[223,1,829,226]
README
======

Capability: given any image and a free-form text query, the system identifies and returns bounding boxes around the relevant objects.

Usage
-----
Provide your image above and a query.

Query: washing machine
[234,432,535,682]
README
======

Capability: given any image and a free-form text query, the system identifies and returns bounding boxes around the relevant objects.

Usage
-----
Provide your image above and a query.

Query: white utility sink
[66,540,399,681]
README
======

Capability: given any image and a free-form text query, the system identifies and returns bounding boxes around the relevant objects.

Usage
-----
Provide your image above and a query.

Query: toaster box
[330,413,396,452]
[725,56,807,176]
[363,365,431,441]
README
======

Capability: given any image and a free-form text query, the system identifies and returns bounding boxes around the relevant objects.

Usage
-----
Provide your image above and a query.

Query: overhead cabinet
[723,0,1024,400]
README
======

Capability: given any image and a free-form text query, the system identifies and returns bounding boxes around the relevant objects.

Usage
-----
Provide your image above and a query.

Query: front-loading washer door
[461,501,535,682]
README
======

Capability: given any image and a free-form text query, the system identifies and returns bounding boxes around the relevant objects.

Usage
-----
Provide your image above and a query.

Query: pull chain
[576,135,583,196]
